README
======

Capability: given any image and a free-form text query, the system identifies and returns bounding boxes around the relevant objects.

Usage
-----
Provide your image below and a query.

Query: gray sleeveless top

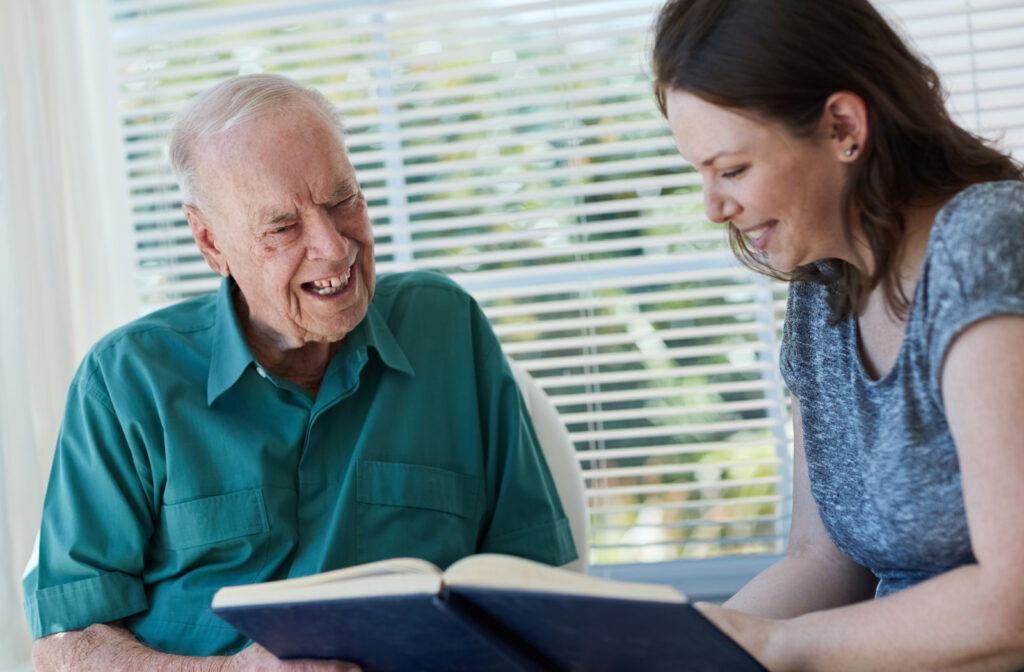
[780,180,1024,597]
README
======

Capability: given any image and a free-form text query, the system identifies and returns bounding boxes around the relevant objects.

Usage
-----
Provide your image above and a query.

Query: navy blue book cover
[214,592,525,672]
[214,586,766,671]
[448,586,768,672]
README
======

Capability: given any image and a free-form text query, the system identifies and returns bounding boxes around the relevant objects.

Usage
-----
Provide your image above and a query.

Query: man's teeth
[308,272,350,295]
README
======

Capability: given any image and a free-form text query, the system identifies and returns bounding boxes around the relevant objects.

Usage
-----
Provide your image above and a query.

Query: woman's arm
[700,316,1024,671]
[724,398,877,618]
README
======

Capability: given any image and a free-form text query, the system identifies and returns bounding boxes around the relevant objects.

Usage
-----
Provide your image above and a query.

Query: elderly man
[25,74,575,671]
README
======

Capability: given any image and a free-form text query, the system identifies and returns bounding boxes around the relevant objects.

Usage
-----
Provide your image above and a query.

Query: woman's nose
[704,188,740,224]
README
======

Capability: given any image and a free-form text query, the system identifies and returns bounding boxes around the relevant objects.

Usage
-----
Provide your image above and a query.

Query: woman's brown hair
[652,0,1023,321]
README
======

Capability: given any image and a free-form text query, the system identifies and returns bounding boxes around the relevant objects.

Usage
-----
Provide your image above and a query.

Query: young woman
[653,0,1024,669]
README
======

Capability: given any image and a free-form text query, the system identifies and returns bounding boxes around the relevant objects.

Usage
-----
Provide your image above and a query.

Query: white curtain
[0,0,133,666]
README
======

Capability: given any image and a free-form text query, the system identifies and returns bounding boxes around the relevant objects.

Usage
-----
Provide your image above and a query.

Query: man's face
[188,104,375,351]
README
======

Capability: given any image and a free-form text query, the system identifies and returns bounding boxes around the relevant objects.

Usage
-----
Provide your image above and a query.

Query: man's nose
[305,211,350,261]
[704,188,740,224]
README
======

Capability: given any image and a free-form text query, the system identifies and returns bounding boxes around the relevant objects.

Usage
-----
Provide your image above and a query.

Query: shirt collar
[360,300,415,377]
[207,278,257,406]
[206,278,415,405]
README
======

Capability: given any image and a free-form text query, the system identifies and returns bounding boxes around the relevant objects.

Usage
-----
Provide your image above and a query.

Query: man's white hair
[169,73,345,208]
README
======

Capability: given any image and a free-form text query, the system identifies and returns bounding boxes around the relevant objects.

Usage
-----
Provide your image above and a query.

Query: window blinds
[880,0,1024,159]
[109,0,1024,575]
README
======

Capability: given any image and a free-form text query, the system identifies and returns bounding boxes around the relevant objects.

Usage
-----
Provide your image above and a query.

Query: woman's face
[664,89,854,273]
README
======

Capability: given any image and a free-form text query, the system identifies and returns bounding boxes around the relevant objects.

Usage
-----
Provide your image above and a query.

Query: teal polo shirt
[23,271,575,656]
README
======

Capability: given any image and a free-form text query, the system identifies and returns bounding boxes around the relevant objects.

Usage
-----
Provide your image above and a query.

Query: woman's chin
[758,249,791,274]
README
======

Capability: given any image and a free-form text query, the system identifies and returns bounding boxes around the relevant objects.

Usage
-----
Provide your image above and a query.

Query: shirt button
[256,366,267,378]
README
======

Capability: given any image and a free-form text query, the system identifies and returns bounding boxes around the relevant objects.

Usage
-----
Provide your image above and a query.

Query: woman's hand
[694,601,786,671]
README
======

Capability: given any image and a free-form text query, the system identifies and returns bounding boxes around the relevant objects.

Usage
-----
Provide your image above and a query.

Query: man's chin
[262,324,349,352]
[302,316,367,346]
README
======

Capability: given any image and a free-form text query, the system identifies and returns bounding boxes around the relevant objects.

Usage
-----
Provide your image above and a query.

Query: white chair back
[509,361,590,573]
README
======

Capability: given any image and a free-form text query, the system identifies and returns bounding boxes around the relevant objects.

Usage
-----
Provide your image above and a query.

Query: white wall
[0,0,135,665]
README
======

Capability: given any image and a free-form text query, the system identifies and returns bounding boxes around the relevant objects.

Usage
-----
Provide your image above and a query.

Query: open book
[212,553,765,672]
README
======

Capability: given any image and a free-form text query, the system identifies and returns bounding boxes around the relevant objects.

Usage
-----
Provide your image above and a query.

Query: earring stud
[845,144,859,157]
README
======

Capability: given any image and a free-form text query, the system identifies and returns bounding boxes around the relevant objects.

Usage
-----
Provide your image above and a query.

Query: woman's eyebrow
[701,151,739,167]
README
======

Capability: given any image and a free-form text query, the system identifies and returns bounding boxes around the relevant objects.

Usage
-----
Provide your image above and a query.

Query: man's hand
[223,643,361,672]
[32,623,361,672]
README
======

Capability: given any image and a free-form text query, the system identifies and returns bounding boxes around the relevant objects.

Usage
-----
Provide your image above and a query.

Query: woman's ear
[184,205,231,277]
[822,91,869,162]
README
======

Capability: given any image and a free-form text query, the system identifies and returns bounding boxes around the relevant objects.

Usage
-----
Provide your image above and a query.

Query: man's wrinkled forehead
[198,106,352,192]
[250,179,362,229]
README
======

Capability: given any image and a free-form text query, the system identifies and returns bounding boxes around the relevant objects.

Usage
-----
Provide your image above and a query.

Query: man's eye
[270,224,295,234]
[723,166,747,179]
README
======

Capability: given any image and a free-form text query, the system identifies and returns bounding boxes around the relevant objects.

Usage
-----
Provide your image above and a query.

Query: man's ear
[184,205,231,277]
[821,91,869,163]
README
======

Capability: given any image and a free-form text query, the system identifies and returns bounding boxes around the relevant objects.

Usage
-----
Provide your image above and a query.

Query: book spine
[433,590,562,672]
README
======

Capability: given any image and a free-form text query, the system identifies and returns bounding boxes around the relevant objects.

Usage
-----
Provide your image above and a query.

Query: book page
[444,554,687,604]
[212,557,444,608]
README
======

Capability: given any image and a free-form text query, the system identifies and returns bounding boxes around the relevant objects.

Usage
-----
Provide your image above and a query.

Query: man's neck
[248,336,339,397]
[232,287,341,397]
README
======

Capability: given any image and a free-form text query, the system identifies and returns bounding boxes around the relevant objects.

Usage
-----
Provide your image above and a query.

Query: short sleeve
[779,280,832,401]
[469,302,577,567]
[779,285,803,399]
[925,182,1024,399]
[23,371,153,638]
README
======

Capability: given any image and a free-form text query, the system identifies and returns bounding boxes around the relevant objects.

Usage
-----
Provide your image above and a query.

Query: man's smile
[302,266,352,297]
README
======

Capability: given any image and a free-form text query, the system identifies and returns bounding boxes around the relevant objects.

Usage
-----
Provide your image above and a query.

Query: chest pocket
[146,485,272,626]
[160,488,270,550]
[153,488,271,587]
[355,460,479,568]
